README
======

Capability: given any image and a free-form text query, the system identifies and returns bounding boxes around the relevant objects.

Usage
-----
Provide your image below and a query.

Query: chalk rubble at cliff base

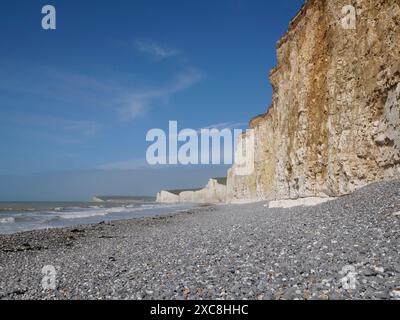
[267,197,336,209]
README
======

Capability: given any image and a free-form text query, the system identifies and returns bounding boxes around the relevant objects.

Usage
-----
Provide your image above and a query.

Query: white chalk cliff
[156,179,227,204]
[157,0,400,204]
[226,0,400,202]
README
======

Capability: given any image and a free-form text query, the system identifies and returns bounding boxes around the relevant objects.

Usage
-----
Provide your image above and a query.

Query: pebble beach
[0,180,399,300]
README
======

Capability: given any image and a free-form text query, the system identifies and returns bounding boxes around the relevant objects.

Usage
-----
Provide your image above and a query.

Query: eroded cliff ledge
[227,0,400,202]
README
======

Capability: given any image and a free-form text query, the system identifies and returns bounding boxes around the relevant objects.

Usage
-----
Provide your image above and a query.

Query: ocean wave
[58,210,111,219]
[4,204,184,221]
[107,207,130,213]
[0,217,15,224]
[140,204,159,209]
[0,208,35,212]
[57,204,169,219]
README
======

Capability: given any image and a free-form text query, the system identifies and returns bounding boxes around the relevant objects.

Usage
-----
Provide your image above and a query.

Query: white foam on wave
[58,209,112,219]
[58,206,139,219]
[0,217,15,224]
[55,203,188,220]
[140,204,158,208]
[107,207,130,213]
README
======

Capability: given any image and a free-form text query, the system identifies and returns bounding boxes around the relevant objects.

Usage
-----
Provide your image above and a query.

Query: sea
[0,200,196,234]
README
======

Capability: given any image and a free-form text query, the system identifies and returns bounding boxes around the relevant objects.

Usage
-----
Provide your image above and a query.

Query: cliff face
[156,191,179,203]
[227,0,400,202]
[157,179,227,204]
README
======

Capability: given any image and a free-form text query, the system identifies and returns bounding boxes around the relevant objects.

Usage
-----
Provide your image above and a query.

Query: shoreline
[0,204,214,249]
[0,202,199,235]
[0,180,399,300]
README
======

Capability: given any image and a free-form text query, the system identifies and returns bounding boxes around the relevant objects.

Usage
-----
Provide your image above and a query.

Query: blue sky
[0,0,304,200]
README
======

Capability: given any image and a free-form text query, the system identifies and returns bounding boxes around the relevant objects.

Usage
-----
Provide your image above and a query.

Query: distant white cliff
[156,178,227,204]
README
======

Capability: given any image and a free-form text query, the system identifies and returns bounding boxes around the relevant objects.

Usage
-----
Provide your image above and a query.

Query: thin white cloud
[61,119,101,137]
[0,113,102,143]
[119,69,203,120]
[135,40,180,60]
[32,66,203,122]
[0,61,203,123]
